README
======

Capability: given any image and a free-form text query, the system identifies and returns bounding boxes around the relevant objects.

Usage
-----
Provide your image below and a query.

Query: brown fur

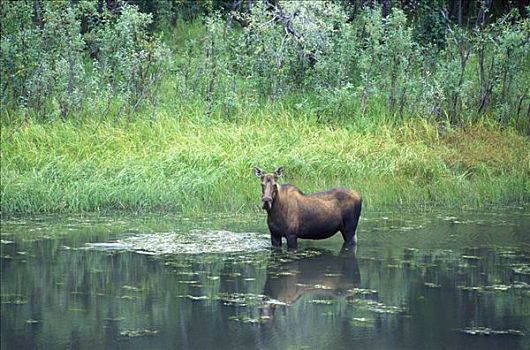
[255,167,362,249]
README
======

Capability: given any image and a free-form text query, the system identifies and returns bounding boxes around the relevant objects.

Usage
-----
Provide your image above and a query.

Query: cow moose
[254,166,362,250]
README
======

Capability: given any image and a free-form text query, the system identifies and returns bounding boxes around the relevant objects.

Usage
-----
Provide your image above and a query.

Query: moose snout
[262,196,273,210]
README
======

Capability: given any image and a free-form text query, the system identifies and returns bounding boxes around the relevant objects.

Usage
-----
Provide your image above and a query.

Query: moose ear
[274,166,284,178]
[254,167,263,177]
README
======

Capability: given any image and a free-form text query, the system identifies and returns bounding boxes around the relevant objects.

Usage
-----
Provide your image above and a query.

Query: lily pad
[460,327,524,336]
[228,315,269,324]
[462,255,482,260]
[122,285,143,292]
[348,299,407,314]
[308,299,336,305]
[120,329,160,337]
[177,294,210,301]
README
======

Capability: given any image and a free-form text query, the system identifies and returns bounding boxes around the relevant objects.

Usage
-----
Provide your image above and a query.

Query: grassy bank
[1,112,528,215]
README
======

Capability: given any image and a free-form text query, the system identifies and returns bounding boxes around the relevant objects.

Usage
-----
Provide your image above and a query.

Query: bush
[195,2,528,131]
[0,0,170,121]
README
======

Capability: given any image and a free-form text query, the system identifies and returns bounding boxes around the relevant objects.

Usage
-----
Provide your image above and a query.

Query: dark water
[1,209,529,350]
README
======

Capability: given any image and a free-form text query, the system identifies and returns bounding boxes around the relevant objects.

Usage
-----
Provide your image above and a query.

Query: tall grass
[2,111,529,215]
[1,4,528,216]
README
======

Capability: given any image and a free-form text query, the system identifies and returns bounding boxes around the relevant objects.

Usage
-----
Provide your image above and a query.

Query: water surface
[1,209,529,349]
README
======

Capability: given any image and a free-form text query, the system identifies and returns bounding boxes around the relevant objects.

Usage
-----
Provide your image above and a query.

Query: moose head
[254,166,284,211]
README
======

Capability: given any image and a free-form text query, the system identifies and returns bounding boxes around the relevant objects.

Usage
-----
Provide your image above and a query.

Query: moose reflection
[254,167,362,250]
[260,248,360,319]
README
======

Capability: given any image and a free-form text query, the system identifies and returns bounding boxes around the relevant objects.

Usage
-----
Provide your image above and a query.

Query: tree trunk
[34,0,43,29]
[476,0,492,28]
[381,0,391,18]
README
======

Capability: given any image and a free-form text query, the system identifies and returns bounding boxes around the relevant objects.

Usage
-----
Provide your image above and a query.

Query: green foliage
[0,0,169,120]
[182,2,528,130]
[2,1,527,130]
[91,3,170,117]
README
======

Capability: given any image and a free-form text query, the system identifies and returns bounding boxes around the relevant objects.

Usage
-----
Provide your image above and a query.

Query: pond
[1,209,529,350]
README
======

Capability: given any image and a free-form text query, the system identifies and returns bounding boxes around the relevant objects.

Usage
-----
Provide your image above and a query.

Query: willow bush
[190,2,529,131]
[1,0,169,121]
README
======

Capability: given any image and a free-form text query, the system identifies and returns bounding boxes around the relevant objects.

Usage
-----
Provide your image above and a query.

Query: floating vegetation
[313,284,333,290]
[459,327,524,336]
[84,242,134,251]
[424,282,442,288]
[276,271,297,276]
[177,294,210,301]
[176,271,199,276]
[458,286,483,292]
[1,295,27,305]
[122,285,143,292]
[462,255,482,260]
[178,280,199,284]
[350,317,375,327]
[347,299,407,314]
[109,230,269,255]
[120,295,138,300]
[218,292,267,307]
[483,285,510,292]
[120,329,160,337]
[1,240,14,244]
[265,298,289,306]
[512,265,530,275]
[350,288,378,296]
[135,250,158,256]
[228,315,270,324]
[308,299,336,305]
[25,319,39,324]
[104,317,125,322]
[512,281,530,289]
[498,251,520,259]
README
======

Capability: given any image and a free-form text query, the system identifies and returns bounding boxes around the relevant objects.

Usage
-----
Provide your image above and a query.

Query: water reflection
[263,248,360,310]
[1,210,530,349]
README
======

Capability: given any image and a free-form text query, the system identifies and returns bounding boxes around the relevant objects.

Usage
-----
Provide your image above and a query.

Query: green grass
[1,111,529,215]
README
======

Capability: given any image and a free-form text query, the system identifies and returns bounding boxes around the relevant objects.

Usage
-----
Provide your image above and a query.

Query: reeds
[2,113,528,214]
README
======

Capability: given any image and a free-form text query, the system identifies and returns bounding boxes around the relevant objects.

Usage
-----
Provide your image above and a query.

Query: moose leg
[286,235,298,250]
[340,229,357,246]
[341,215,360,246]
[341,201,362,246]
[271,234,282,248]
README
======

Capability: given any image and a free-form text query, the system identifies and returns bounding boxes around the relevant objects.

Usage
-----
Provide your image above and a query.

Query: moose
[254,166,362,250]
